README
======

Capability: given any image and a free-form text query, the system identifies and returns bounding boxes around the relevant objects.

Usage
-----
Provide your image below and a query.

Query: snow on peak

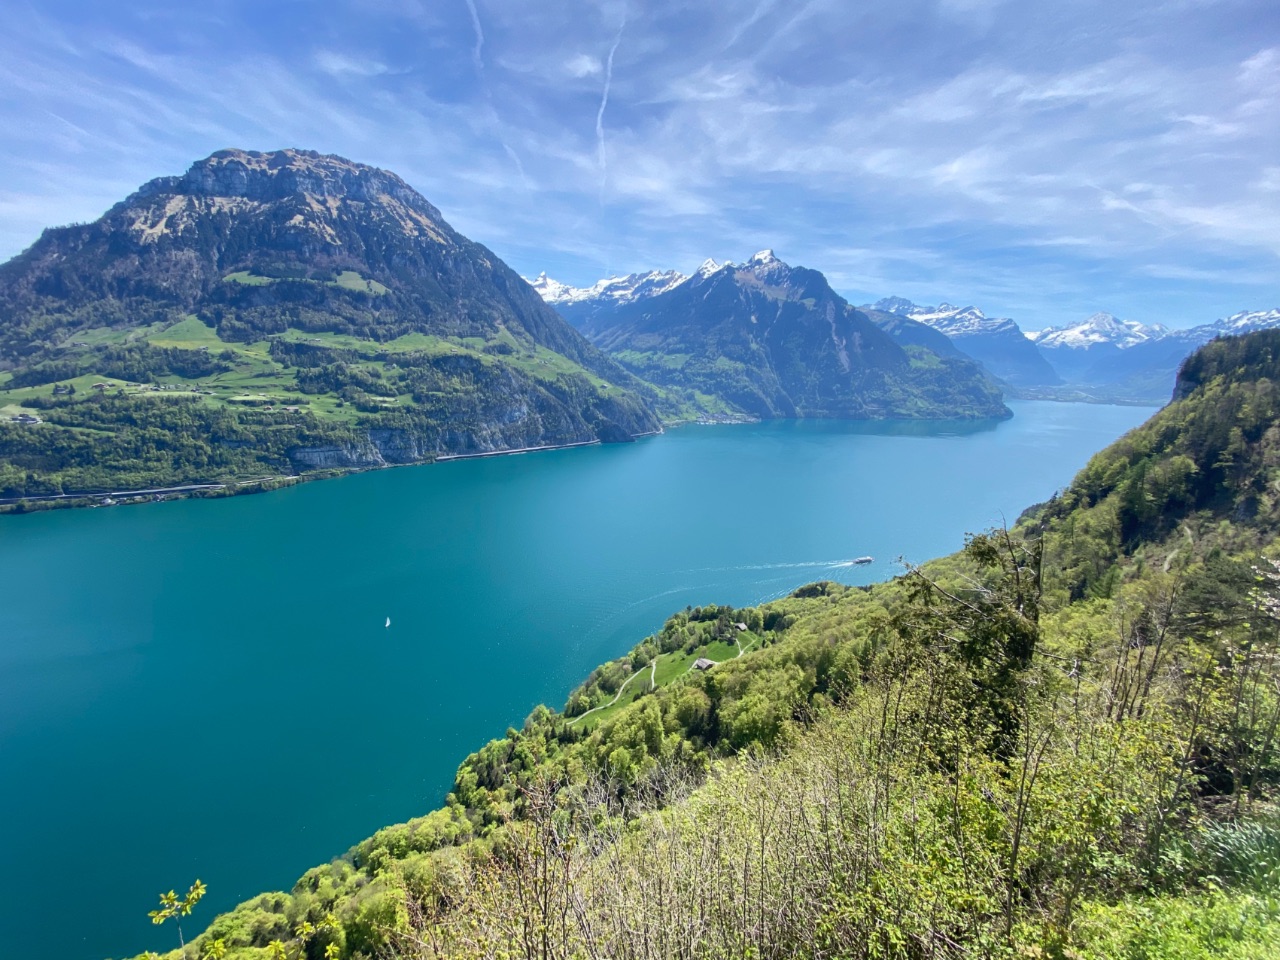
[871,297,919,316]
[526,272,582,303]
[696,258,729,278]
[1030,313,1169,350]
[868,297,1031,338]
[1215,307,1280,332]
[1181,307,1280,345]
[749,249,777,264]
[903,302,1013,337]
[525,269,688,305]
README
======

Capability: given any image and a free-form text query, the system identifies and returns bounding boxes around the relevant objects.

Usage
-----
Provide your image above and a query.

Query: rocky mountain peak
[117,148,450,247]
[527,269,688,306]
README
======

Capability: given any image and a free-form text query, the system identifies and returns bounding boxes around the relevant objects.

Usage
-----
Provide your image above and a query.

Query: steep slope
[0,149,659,500]
[861,306,969,358]
[537,253,1009,420]
[872,297,1061,387]
[126,329,1280,960]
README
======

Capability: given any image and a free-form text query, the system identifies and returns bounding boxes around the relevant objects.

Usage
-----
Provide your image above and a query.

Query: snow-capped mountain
[527,269,687,307]
[1038,306,1280,401]
[548,251,1007,420]
[869,298,1060,387]
[528,252,789,310]
[527,254,795,334]
[888,301,1022,339]
[1029,313,1168,351]
[1179,308,1280,345]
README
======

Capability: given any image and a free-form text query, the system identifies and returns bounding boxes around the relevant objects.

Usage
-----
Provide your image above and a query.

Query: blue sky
[0,0,1276,330]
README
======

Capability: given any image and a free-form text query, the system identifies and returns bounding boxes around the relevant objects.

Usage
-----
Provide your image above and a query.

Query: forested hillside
[127,332,1280,960]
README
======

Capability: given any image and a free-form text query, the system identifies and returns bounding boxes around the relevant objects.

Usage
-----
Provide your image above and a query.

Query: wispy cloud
[595,16,625,203]
[0,0,1276,329]
[313,50,392,78]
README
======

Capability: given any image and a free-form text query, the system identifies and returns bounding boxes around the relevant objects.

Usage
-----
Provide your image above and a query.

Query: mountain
[859,307,969,359]
[1184,307,1280,344]
[1027,312,1168,383]
[1030,307,1280,402]
[124,329,1280,960]
[1028,312,1167,351]
[0,149,660,501]
[535,251,1009,420]
[528,269,686,332]
[871,298,1061,387]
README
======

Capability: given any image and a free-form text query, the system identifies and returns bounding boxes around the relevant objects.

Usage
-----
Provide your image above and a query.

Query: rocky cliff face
[1,149,645,384]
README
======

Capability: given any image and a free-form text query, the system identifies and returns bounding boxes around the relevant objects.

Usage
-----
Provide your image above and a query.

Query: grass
[575,633,760,732]
[0,313,629,467]
[611,350,693,372]
[222,270,275,286]
[1071,892,1280,960]
[61,323,167,348]
[332,270,389,296]
[223,269,389,296]
[147,315,226,349]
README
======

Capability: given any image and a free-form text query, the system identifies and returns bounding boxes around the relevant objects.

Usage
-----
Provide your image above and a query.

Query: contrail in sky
[464,0,484,70]
[462,0,529,184]
[596,17,626,203]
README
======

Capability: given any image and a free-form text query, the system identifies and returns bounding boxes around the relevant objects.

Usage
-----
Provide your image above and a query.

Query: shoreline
[0,431,665,514]
[436,438,603,462]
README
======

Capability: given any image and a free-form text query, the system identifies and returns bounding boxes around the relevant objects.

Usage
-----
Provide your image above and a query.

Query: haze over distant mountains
[534,265,1280,405]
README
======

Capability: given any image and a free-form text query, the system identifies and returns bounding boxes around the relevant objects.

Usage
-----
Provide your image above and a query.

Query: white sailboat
[385,616,391,628]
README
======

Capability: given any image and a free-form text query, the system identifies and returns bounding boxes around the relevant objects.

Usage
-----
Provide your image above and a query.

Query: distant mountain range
[534,268,1279,406]
[867,298,1061,387]
[529,252,1009,421]
[1023,308,1280,401]
[1029,312,1168,350]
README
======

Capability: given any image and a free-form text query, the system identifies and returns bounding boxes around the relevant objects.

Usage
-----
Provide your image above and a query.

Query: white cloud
[313,50,391,78]
[565,53,601,77]
[0,0,1276,328]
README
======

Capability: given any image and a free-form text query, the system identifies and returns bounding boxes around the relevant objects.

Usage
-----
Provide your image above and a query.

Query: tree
[145,879,206,960]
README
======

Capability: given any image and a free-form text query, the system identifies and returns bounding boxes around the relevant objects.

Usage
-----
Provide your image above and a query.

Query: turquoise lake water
[0,400,1154,959]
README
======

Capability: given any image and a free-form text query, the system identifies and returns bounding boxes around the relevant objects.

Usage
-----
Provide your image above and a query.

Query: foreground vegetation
[120,331,1280,959]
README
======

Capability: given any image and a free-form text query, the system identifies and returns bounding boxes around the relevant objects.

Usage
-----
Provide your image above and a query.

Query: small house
[734,622,748,631]
[693,658,716,671]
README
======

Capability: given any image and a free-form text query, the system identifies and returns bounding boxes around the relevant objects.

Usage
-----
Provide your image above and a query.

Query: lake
[0,400,1153,960]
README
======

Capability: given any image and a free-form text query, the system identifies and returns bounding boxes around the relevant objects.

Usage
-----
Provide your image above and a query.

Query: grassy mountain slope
[124,332,1280,960]
[0,150,659,502]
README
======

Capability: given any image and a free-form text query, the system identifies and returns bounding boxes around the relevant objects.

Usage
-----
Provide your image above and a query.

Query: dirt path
[568,667,645,727]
